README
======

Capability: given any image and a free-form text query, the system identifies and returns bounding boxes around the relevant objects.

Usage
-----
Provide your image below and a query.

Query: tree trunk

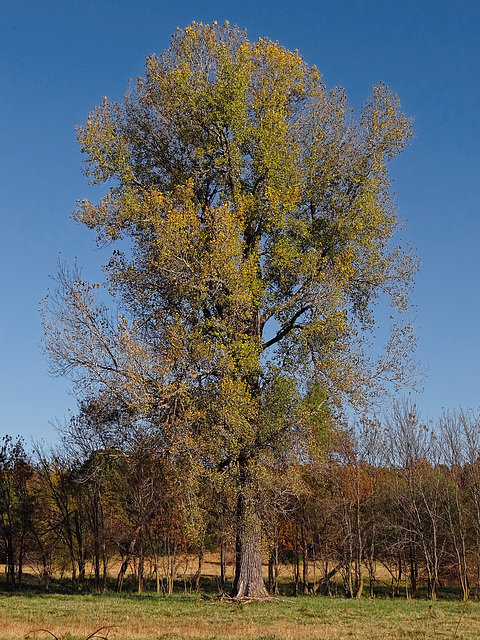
[91,488,103,594]
[5,532,15,589]
[152,549,161,593]
[354,560,364,599]
[116,555,129,593]
[302,524,309,594]
[102,544,108,593]
[220,541,226,592]
[116,525,141,592]
[194,544,204,592]
[137,531,144,594]
[268,534,279,595]
[74,512,86,592]
[231,487,269,599]
[18,533,24,589]
[409,541,417,598]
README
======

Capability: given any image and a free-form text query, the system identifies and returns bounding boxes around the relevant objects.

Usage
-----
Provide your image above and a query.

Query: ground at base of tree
[0,592,477,640]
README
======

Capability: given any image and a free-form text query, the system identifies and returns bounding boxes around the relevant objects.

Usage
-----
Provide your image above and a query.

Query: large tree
[43,22,417,598]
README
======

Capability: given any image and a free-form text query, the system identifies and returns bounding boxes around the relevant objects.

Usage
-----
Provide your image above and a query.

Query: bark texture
[231,490,269,599]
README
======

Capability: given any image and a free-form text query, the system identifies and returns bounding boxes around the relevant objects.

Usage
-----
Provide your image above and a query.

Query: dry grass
[0,593,478,640]
[0,555,410,595]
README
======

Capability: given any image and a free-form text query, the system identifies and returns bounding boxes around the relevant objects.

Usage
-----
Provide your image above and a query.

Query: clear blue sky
[1,0,479,444]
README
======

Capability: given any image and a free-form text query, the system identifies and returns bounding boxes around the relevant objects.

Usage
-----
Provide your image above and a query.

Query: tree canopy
[43,21,417,598]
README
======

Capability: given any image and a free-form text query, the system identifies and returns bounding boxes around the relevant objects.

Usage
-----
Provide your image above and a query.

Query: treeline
[2,400,480,600]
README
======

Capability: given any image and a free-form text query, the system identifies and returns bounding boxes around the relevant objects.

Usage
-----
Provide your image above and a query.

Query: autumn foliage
[41,22,419,598]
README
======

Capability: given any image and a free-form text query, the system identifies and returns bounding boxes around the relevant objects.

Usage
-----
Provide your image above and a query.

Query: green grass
[0,591,478,640]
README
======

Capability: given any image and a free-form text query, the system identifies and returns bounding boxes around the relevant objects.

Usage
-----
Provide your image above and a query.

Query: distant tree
[386,399,446,600]
[34,447,91,591]
[0,436,33,589]
[58,397,137,592]
[460,413,480,599]
[43,22,418,598]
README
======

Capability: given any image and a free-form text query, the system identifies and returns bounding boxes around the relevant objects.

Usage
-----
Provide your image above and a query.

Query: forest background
[3,399,480,603]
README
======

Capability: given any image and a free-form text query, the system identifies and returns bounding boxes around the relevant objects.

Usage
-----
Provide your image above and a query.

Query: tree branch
[262,305,310,351]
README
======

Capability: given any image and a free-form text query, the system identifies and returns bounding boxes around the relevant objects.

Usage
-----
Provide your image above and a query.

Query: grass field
[0,592,478,640]
[0,559,478,640]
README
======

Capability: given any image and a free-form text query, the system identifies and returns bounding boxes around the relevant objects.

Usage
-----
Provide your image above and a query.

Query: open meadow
[0,591,477,640]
